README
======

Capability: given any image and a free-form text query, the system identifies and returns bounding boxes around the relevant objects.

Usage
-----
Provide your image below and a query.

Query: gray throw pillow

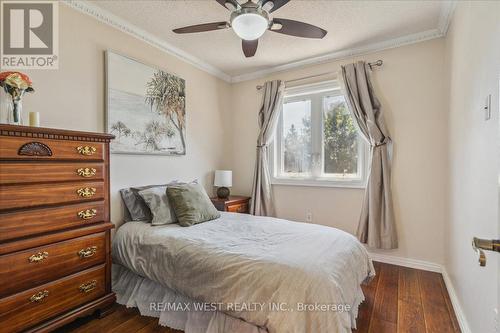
[120,183,173,221]
[138,186,177,225]
[122,203,133,222]
[166,183,220,227]
[120,180,197,222]
[120,186,156,222]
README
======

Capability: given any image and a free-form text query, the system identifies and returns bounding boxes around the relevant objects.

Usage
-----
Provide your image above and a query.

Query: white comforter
[112,212,375,333]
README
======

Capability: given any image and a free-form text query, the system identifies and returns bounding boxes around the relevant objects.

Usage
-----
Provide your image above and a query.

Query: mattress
[112,212,375,333]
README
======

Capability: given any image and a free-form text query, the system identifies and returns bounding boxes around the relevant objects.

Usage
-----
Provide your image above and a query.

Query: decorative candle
[29,112,40,127]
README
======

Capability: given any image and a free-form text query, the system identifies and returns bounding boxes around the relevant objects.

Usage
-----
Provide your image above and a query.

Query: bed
[112,211,375,333]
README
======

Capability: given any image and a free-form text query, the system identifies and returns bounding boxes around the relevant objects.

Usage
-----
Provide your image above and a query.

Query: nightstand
[211,196,251,214]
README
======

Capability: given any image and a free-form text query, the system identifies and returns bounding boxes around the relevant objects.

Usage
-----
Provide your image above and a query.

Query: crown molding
[438,1,457,35]
[230,28,444,83]
[62,0,232,83]
[230,1,456,82]
[63,0,456,84]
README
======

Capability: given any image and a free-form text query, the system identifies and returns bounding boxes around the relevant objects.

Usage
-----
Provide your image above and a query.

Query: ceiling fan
[172,0,327,58]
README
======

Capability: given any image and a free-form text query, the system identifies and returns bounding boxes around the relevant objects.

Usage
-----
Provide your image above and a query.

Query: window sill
[271,178,366,189]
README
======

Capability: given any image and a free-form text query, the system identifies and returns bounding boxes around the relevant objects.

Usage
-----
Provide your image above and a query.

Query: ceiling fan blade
[242,39,258,58]
[215,0,239,10]
[261,0,290,13]
[270,18,327,39]
[173,22,229,34]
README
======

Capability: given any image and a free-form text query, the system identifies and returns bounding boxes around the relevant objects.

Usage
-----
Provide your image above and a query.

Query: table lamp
[214,170,232,199]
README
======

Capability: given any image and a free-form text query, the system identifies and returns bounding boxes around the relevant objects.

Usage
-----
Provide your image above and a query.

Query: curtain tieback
[256,144,267,148]
[373,138,391,147]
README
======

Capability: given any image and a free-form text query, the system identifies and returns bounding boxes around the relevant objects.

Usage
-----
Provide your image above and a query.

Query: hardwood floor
[355,262,460,333]
[57,262,460,333]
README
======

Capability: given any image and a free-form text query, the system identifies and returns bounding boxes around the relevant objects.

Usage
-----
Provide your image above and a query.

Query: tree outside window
[272,81,366,187]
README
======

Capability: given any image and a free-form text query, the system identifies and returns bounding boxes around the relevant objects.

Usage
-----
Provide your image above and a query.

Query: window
[271,80,367,188]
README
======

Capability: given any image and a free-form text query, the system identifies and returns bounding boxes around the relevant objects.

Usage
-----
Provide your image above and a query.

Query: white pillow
[138,186,177,225]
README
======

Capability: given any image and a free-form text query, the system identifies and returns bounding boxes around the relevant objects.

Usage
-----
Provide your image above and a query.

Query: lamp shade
[214,170,232,187]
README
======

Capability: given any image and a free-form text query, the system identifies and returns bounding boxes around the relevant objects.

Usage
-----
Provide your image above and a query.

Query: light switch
[485,94,492,120]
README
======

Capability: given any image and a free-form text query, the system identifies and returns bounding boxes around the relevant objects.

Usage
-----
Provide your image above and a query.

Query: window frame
[270,80,368,189]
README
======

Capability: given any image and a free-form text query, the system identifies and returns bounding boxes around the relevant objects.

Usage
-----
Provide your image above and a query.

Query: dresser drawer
[227,203,249,213]
[0,162,105,184]
[0,232,106,297]
[0,201,106,242]
[0,181,104,211]
[0,265,106,333]
[0,137,104,161]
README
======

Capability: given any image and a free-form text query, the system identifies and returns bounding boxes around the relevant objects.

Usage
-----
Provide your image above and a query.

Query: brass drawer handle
[29,251,48,263]
[78,246,97,258]
[79,280,97,293]
[76,146,97,156]
[76,167,96,178]
[77,208,97,220]
[77,187,96,198]
[30,290,49,303]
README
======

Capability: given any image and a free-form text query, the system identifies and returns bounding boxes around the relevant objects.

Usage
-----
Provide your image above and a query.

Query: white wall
[230,39,448,264]
[19,4,233,226]
[444,2,500,332]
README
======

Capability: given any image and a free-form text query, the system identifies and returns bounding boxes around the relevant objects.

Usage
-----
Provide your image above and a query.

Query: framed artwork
[105,51,186,155]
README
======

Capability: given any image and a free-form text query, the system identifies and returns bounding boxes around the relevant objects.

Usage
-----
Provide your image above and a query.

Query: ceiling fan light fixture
[173,0,326,58]
[231,12,269,41]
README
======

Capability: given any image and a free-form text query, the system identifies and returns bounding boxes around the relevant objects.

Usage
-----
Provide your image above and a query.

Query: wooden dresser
[211,196,251,214]
[0,125,115,333]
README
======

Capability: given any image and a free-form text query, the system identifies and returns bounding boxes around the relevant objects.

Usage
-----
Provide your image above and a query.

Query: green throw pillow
[166,183,220,227]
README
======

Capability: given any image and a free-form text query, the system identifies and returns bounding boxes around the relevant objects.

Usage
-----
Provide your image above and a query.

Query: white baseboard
[441,268,472,333]
[368,252,442,272]
[368,252,471,333]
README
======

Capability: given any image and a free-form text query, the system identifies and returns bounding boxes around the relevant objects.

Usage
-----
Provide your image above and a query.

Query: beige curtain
[250,80,285,216]
[341,61,398,249]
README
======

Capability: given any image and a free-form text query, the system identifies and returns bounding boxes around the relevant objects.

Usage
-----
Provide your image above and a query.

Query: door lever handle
[473,237,500,252]
[472,237,500,267]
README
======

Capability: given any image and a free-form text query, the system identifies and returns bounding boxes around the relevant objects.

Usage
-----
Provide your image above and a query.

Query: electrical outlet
[305,212,313,223]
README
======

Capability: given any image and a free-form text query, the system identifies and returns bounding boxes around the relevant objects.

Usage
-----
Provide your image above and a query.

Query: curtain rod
[256,59,383,90]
